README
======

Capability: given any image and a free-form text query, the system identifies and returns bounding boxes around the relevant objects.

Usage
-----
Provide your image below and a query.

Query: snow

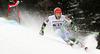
[0,17,100,54]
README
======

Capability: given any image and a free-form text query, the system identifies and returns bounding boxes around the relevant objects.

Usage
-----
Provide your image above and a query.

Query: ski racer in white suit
[39,7,88,50]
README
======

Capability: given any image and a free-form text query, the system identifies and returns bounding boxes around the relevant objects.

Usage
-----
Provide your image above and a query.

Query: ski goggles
[55,13,61,16]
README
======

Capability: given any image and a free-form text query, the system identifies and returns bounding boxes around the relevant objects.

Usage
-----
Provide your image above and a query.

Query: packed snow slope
[0,17,100,54]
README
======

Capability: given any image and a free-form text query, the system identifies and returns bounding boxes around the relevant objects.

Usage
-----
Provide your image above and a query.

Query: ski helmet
[54,7,62,13]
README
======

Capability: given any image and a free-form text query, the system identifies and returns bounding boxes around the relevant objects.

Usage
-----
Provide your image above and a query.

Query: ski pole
[72,25,99,34]
[77,29,99,34]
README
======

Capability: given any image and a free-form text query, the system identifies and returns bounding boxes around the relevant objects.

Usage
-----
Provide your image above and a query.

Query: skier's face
[55,13,61,19]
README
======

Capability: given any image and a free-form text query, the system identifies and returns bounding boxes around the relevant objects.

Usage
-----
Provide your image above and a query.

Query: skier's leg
[69,36,88,50]
[57,28,74,46]
[61,27,76,42]
[61,27,79,46]
[54,29,74,46]
[55,29,67,40]
[68,35,88,50]
[61,28,88,50]
[55,29,70,43]
[75,40,88,50]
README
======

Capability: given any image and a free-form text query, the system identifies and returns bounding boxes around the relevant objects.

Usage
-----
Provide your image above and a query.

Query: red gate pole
[16,5,21,24]
[6,6,10,20]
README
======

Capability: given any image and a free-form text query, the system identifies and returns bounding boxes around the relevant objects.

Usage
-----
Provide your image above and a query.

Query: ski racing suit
[40,15,88,50]
[40,15,79,44]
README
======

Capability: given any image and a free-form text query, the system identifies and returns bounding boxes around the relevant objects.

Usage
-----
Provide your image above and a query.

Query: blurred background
[0,0,100,49]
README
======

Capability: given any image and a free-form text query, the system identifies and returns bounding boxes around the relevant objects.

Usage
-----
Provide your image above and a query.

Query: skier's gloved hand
[71,22,78,32]
[74,26,78,32]
[39,30,44,36]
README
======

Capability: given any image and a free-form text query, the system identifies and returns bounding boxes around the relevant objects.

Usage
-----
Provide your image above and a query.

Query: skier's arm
[39,22,46,35]
[41,22,46,31]
[71,22,77,32]
[39,17,50,35]
[64,17,77,31]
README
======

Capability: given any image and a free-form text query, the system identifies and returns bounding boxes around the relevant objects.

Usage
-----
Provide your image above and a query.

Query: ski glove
[74,26,78,32]
[39,30,44,35]
[71,22,78,32]
[39,22,46,36]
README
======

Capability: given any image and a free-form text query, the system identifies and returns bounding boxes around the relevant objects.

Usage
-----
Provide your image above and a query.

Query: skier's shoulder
[48,15,55,19]
[61,15,66,18]
[61,15,68,20]
[62,15,71,21]
[48,15,55,18]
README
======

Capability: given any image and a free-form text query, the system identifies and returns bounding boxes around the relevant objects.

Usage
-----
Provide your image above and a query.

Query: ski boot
[84,47,88,51]
[65,40,74,47]
[81,44,88,51]
[70,43,74,46]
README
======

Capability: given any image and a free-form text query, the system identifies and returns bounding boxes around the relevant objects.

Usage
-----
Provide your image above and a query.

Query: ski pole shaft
[77,30,99,34]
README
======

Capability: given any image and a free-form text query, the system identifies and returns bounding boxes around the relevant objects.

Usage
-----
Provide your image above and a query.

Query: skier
[39,7,88,50]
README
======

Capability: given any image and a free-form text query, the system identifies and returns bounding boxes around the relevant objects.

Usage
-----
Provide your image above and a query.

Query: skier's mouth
[55,13,61,18]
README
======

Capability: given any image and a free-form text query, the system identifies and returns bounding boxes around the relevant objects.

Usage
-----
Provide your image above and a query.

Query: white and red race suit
[45,15,73,40]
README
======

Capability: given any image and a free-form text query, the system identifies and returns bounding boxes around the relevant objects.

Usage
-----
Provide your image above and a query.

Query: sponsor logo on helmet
[56,11,61,13]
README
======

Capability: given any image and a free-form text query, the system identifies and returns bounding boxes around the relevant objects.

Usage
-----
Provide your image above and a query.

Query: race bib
[52,21,63,29]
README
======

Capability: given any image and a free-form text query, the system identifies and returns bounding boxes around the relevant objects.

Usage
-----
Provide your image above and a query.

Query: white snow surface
[0,17,100,54]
